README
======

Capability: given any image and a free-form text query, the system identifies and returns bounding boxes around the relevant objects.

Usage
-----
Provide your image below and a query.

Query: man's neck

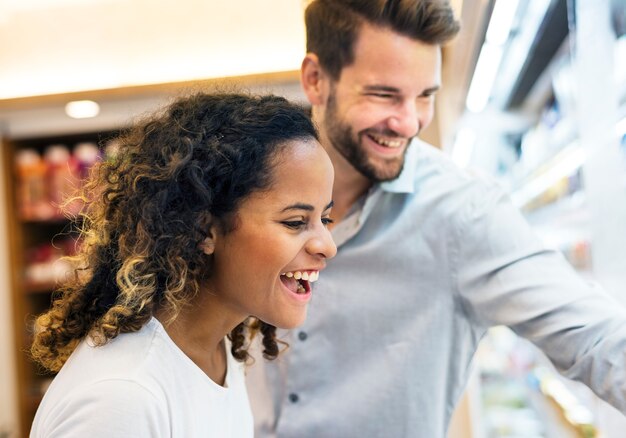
[313,110,372,224]
[320,139,372,224]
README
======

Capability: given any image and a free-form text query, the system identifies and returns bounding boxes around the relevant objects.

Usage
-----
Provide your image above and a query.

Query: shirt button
[288,393,299,403]
[298,331,308,341]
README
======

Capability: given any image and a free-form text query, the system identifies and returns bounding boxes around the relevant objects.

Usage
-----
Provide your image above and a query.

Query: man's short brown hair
[305,0,460,80]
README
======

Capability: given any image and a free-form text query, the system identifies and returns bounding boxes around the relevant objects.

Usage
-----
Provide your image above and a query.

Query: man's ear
[301,53,328,106]
[199,226,218,255]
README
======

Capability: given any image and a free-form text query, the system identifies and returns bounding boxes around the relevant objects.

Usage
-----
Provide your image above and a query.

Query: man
[247,1,626,436]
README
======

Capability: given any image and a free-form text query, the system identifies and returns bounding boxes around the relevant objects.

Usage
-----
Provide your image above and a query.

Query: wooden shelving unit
[3,130,118,437]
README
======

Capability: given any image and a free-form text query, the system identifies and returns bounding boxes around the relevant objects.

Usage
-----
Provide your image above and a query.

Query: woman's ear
[199,226,217,255]
[301,53,328,106]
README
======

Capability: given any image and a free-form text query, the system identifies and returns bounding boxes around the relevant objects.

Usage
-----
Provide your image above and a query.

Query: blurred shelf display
[477,327,600,438]
[471,5,626,438]
[3,130,119,437]
[15,142,100,222]
[510,145,584,212]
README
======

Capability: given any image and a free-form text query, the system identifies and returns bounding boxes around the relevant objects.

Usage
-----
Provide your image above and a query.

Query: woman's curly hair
[31,91,318,372]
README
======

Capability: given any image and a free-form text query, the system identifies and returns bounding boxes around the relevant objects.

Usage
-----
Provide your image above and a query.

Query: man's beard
[323,92,411,183]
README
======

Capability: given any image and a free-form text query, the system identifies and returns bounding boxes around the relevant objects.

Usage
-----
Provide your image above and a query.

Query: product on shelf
[15,149,52,220]
[44,144,79,210]
[74,141,101,180]
[531,367,598,438]
[23,237,79,288]
[8,131,118,437]
[475,326,605,437]
[14,143,105,221]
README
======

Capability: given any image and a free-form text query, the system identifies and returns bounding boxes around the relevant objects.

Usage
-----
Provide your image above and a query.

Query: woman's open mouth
[280,271,319,294]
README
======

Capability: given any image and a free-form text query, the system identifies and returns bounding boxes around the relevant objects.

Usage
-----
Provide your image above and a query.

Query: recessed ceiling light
[65,100,100,119]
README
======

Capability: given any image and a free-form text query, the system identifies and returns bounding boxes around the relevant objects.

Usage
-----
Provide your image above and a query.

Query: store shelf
[532,367,599,438]
[510,142,583,210]
[512,110,626,214]
[524,190,587,227]
[512,116,578,179]
[23,281,57,295]
[476,327,602,438]
[527,389,593,438]
[19,215,70,225]
[4,130,114,437]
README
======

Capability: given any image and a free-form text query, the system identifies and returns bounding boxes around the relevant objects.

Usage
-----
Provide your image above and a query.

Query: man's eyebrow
[281,201,334,213]
[362,85,441,95]
[421,85,440,95]
[362,85,401,93]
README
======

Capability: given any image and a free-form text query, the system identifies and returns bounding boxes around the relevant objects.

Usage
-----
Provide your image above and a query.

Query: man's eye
[282,221,306,229]
[368,93,394,99]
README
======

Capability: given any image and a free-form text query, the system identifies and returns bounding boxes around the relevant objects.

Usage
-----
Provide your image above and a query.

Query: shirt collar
[379,138,420,194]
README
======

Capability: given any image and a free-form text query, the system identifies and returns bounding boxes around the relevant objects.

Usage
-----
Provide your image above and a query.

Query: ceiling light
[65,100,100,119]
[465,0,520,113]
[486,0,520,45]
[466,45,504,112]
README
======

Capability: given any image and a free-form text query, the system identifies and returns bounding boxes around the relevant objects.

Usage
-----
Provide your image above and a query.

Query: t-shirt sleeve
[35,379,169,438]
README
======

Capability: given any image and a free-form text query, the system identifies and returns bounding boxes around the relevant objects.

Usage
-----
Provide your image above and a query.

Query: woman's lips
[280,270,319,295]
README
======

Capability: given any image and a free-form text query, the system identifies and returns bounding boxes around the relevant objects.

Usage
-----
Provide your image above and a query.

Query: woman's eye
[282,220,306,230]
[321,217,334,227]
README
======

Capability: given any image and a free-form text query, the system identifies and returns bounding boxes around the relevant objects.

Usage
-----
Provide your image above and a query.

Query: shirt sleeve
[38,379,169,438]
[455,182,626,412]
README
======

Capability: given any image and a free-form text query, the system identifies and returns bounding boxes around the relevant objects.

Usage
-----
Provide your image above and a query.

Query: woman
[30,92,337,437]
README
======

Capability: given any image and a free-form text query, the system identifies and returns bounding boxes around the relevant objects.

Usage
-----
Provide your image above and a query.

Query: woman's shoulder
[76,318,161,371]
[32,320,171,435]
[46,319,164,398]
[32,378,169,437]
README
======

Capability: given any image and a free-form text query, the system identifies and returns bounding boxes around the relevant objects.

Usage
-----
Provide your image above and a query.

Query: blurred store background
[0,0,625,437]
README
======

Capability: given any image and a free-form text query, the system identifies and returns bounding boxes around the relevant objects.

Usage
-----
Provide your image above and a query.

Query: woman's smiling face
[204,138,337,329]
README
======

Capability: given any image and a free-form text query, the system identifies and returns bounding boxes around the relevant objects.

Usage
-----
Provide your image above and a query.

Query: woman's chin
[268,311,308,330]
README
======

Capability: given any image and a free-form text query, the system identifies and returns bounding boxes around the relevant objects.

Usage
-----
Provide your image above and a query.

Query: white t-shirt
[31,318,253,437]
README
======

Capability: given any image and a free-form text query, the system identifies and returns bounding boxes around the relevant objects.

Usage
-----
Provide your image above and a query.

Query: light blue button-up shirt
[247,140,626,438]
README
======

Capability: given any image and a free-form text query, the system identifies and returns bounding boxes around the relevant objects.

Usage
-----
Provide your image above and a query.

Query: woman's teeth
[281,271,320,282]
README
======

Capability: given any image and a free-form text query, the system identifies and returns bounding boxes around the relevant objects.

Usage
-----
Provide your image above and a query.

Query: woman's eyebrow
[281,203,314,212]
[281,201,334,212]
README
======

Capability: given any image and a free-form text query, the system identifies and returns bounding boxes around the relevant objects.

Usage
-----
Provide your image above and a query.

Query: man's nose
[387,100,426,138]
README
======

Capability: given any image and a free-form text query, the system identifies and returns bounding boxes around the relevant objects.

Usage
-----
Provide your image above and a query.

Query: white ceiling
[0,0,482,146]
[0,0,307,99]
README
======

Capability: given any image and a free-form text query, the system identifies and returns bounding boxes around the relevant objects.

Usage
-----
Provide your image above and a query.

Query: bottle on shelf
[43,144,79,220]
[14,149,51,221]
[73,141,100,180]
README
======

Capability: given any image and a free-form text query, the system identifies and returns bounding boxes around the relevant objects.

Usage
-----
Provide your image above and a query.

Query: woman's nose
[307,227,337,260]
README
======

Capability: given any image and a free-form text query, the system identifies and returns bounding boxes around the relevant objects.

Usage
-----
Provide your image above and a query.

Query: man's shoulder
[409,139,499,194]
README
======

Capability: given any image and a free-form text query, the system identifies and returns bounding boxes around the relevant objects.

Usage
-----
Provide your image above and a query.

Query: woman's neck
[155,295,240,386]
